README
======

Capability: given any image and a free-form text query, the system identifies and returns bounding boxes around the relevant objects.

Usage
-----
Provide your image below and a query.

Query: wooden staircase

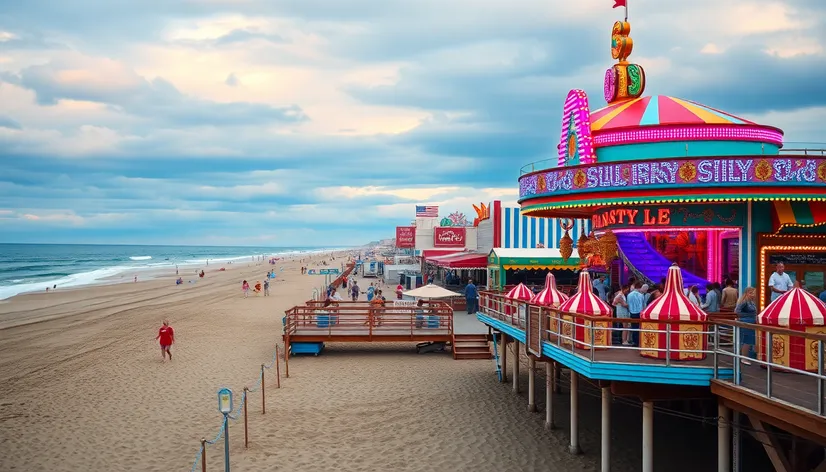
[452,334,492,360]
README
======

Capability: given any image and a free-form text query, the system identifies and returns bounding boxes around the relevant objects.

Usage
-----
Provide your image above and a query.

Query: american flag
[416,205,439,217]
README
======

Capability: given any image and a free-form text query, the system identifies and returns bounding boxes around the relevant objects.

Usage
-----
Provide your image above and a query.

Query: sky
[0,0,824,247]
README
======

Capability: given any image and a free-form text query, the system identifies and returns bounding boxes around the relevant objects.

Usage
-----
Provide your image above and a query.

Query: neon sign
[519,156,826,198]
[591,205,743,230]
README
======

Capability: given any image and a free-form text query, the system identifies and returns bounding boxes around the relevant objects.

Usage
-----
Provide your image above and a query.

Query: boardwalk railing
[479,291,826,416]
[284,301,454,339]
[711,320,826,417]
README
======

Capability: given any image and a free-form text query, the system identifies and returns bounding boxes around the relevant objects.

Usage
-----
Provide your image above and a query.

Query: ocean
[0,243,346,300]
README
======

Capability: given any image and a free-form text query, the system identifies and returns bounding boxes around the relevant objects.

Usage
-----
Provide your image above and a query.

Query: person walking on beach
[351,281,360,301]
[366,284,375,302]
[242,280,250,298]
[264,279,270,296]
[156,320,174,361]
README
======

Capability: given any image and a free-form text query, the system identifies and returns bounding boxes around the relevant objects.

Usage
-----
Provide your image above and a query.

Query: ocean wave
[130,256,152,261]
[0,266,130,300]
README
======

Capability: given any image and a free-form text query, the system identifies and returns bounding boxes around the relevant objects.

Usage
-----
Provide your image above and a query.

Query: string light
[593,125,784,147]
[758,245,826,311]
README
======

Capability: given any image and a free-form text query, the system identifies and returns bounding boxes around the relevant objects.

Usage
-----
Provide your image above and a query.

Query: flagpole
[625,0,629,21]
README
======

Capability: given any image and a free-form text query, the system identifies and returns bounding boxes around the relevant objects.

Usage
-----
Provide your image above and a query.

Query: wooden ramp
[452,334,492,360]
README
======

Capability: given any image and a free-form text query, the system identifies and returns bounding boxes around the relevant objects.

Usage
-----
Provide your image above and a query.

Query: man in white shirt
[768,262,794,301]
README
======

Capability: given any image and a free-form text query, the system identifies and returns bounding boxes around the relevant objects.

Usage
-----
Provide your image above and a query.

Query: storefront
[487,248,581,292]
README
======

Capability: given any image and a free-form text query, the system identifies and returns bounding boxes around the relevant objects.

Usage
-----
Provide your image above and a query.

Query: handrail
[283,303,454,339]
[517,145,826,176]
[478,291,826,417]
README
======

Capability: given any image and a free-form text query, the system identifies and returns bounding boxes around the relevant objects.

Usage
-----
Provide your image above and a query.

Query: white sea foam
[0,266,130,300]
[129,256,152,261]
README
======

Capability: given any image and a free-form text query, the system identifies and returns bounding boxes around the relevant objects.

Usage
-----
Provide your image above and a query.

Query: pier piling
[545,362,555,429]
[601,387,612,472]
[512,341,520,394]
[718,403,731,472]
[569,372,581,454]
[528,357,536,412]
[642,401,654,472]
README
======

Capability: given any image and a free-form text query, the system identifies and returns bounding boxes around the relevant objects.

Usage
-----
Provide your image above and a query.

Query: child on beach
[242,280,250,298]
[155,320,174,361]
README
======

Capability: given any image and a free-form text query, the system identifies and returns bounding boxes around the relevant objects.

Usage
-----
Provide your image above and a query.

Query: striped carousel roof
[558,270,611,316]
[757,287,826,327]
[641,264,708,322]
[531,272,569,307]
[590,95,758,132]
[505,282,534,302]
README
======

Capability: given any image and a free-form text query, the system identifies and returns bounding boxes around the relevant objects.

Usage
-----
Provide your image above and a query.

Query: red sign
[434,227,466,248]
[395,226,416,248]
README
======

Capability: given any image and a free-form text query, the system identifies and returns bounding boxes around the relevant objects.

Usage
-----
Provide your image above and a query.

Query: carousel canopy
[505,283,534,302]
[531,272,569,307]
[641,264,708,322]
[558,270,611,316]
[757,287,826,327]
[590,95,764,131]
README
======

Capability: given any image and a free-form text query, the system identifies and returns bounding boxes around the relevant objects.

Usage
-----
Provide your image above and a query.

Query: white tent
[403,283,461,299]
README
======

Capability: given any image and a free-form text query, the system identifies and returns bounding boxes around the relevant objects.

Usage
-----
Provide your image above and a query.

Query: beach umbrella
[558,270,611,315]
[404,283,461,299]
[505,283,534,302]
[531,272,569,307]
[758,287,826,327]
[642,264,708,322]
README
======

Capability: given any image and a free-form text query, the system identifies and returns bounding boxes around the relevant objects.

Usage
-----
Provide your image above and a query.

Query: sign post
[217,388,233,472]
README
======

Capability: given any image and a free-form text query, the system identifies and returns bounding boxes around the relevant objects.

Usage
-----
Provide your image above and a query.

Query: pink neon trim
[593,125,784,148]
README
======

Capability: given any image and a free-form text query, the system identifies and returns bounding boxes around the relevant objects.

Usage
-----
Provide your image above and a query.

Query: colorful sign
[307,268,341,275]
[519,157,826,199]
[591,204,744,230]
[434,227,466,248]
[395,226,416,248]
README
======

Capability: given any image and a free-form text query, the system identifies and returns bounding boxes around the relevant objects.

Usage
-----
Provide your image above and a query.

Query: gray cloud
[5,59,307,127]
[0,115,22,130]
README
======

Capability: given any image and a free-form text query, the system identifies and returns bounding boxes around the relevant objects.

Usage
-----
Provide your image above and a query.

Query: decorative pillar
[718,403,731,472]
[528,357,536,411]
[513,341,521,393]
[545,362,555,429]
[642,401,654,472]
[501,334,508,383]
[601,387,612,472]
[569,372,581,454]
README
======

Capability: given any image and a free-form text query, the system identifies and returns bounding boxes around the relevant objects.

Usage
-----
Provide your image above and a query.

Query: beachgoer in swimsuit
[242,280,250,298]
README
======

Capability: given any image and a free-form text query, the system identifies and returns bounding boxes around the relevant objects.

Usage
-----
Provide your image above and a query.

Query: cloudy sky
[1,0,824,246]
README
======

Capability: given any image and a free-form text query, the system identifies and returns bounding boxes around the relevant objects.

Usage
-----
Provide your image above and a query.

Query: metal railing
[478,291,826,417]
[711,321,826,417]
[517,142,826,175]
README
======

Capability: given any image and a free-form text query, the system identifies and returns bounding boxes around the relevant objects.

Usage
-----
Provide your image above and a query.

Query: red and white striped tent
[531,272,569,307]
[505,282,534,302]
[640,264,708,361]
[641,264,708,322]
[757,287,826,327]
[558,270,611,315]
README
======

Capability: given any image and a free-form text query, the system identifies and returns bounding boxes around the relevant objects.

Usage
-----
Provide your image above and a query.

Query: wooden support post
[545,362,555,429]
[243,387,249,449]
[718,402,730,472]
[261,364,266,415]
[569,372,581,454]
[747,415,792,472]
[275,345,281,388]
[284,341,290,378]
[601,387,611,472]
[512,341,520,394]
[201,438,206,472]
[528,356,536,412]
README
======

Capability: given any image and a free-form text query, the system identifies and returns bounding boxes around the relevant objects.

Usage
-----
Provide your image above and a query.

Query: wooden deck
[283,301,454,344]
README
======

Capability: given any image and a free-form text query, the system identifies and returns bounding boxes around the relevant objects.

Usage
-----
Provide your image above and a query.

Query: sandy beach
[0,252,734,472]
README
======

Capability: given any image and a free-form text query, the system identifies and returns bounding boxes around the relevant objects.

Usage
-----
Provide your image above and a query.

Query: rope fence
[190,345,284,472]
